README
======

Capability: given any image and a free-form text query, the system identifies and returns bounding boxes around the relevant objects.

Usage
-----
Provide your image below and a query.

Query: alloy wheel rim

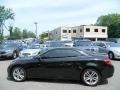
[109,53,113,59]
[83,70,99,85]
[13,68,25,81]
[13,53,17,58]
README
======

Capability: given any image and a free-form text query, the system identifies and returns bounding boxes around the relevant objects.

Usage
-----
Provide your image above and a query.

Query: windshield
[45,42,64,47]
[74,41,92,46]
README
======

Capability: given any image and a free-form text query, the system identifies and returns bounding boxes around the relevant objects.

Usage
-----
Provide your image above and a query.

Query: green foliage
[27,31,36,38]
[0,6,14,22]
[8,26,13,39]
[0,33,4,41]
[22,29,28,38]
[12,27,22,39]
[8,27,36,40]
[40,33,48,40]
[0,5,14,41]
[96,13,120,38]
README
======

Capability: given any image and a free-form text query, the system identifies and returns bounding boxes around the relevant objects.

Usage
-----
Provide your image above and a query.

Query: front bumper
[114,53,120,59]
[0,52,13,58]
[7,64,13,78]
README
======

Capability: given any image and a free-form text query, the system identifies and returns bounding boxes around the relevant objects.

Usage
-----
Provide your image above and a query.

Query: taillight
[104,58,112,65]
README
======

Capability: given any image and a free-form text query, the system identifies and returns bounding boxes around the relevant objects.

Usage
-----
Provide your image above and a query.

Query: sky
[0,0,120,35]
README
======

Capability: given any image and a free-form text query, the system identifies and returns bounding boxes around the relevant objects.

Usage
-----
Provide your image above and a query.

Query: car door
[39,49,82,80]
[35,49,66,79]
[97,43,108,54]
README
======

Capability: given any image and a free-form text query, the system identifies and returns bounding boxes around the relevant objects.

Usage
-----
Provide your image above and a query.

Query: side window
[41,50,62,58]
[62,49,81,57]
[93,43,104,47]
[41,49,82,58]
[92,43,97,46]
[97,43,105,47]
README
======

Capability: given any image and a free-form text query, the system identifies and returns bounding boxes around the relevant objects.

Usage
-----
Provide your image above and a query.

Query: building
[49,25,108,41]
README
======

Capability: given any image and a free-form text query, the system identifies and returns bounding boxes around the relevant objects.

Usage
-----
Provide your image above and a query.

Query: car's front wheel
[108,52,114,60]
[12,52,18,59]
[81,68,101,86]
[12,67,26,82]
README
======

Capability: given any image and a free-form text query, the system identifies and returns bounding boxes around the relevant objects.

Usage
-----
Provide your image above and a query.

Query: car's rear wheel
[108,52,114,60]
[81,68,101,86]
[12,67,26,82]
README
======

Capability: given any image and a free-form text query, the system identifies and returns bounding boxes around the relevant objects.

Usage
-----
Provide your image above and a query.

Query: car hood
[11,56,36,64]
[0,48,13,52]
[21,49,41,54]
[108,47,120,51]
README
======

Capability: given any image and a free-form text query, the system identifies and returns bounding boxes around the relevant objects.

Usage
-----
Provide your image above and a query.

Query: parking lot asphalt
[0,59,120,90]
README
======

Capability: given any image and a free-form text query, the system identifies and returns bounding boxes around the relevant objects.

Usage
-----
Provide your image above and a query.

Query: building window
[63,30,67,33]
[69,30,71,33]
[73,29,76,33]
[80,29,82,32]
[94,29,98,32]
[102,29,105,33]
[86,28,90,32]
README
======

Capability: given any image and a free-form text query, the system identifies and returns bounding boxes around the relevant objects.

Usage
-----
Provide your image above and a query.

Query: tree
[96,13,120,38]
[8,26,13,39]
[12,27,22,39]
[22,29,28,39]
[27,31,36,38]
[0,6,14,40]
[40,32,49,41]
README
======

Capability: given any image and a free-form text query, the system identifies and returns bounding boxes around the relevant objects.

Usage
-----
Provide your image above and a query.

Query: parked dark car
[7,47,114,86]
[0,43,21,59]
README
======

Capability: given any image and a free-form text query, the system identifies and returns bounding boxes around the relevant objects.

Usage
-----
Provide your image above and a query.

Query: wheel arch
[10,65,26,78]
[80,66,102,80]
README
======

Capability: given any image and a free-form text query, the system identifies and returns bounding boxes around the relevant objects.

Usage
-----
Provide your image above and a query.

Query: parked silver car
[0,43,20,59]
[19,44,42,57]
[92,41,120,59]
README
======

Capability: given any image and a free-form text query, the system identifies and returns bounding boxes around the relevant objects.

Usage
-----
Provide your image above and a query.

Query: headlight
[114,50,120,55]
[10,60,15,65]
[19,52,22,56]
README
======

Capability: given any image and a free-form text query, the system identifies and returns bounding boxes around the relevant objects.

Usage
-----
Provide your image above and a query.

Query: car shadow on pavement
[112,59,120,61]
[7,77,108,86]
[0,58,13,61]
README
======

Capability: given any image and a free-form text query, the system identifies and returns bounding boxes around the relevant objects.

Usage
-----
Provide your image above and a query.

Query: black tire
[108,52,114,60]
[81,68,101,86]
[12,67,26,82]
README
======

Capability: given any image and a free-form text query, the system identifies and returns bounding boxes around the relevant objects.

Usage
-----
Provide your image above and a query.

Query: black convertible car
[7,47,114,86]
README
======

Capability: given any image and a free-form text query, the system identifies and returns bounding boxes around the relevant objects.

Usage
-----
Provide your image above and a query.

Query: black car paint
[8,49,114,81]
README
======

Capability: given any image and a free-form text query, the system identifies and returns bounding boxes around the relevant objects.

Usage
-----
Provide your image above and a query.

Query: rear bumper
[101,64,114,79]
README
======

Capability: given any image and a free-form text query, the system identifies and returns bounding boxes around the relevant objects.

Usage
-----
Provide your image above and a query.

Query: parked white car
[19,44,42,57]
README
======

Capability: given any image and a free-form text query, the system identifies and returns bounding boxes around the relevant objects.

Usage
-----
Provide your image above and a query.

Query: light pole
[34,22,38,38]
